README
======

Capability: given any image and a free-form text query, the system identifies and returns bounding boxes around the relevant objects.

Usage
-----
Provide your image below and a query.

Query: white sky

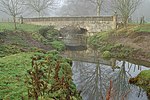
[0,0,150,22]
[133,0,150,22]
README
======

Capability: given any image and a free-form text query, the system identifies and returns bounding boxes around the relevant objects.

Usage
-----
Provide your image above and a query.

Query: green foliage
[0,52,34,100]
[116,24,150,34]
[0,45,22,57]
[39,26,60,41]
[102,51,112,59]
[136,24,150,32]
[51,40,65,51]
[88,35,99,49]
[0,51,81,100]
[129,70,150,97]
[26,51,81,100]
[30,32,47,42]
[138,70,150,80]
[88,32,109,49]
[88,32,134,58]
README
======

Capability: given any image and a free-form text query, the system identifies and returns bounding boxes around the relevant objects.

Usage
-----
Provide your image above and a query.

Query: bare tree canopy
[56,0,106,16]
[89,0,104,16]
[25,0,58,17]
[112,0,141,26]
[0,0,24,29]
[58,0,94,16]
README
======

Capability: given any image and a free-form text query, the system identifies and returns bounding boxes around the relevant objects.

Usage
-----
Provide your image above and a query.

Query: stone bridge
[22,16,117,33]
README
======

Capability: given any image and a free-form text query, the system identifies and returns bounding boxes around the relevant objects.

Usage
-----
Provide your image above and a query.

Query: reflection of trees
[71,50,148,100]
[112,61,131,100]
[72,50,112,100]
[73,61,107,100]
[73,61,132,100]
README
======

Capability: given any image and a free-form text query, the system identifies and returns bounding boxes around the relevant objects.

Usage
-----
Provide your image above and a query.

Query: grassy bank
[0,22,42,32]
[88,24,150,98]
[88,24,150,61]
[129,70,150,98]
[0,51,81,100]
[0,23,78,99]
[0,52,34,99]
[0,24,65,57]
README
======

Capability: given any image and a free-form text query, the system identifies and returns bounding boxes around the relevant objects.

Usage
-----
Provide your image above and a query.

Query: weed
[25,51,82,100]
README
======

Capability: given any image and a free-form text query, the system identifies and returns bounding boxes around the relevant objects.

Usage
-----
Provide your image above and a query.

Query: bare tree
[0,0,24,30]
[25,0,58,17]
[112,0,141,27]
[56,0,95,16]
[89,0,104,16]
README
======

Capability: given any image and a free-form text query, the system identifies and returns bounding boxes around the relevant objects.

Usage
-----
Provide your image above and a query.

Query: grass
[0,22,42,32]
[129,69,150,96]
[0,51,81,100]
[138,70,150,80]
[51,40,65,51]
[116,23,150,34]
[0,52,34,99]
[137,24,150,32]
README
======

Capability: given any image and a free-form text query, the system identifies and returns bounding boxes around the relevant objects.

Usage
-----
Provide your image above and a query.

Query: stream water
[72,59,150,100]
[62,27,150,100]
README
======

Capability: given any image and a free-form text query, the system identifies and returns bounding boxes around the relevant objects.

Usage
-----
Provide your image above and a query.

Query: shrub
[26,51,82,100]
[39,26,60,41]
[51,40,65,51]
[102,51,112,59]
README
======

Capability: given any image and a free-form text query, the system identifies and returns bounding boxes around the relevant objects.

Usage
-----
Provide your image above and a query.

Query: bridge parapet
[22,16,117,33]
[23,16,113,22]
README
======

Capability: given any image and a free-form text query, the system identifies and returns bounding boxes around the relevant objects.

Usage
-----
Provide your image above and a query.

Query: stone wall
[22,16,117,33]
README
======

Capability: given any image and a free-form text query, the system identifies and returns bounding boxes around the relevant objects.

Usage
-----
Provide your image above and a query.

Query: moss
[138,70,150,80]
[129,70,150,85]
[102,51,112,59]
[129,70,150,97]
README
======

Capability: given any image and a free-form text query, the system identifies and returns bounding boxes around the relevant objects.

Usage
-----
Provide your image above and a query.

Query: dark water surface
[72,60,150,100]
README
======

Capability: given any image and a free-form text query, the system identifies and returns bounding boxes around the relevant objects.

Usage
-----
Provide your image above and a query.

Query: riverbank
[88,24,150,64]
[0,23,78,99]
[0,51,81,99]
[129,70,150,99]
[0,24,65,57]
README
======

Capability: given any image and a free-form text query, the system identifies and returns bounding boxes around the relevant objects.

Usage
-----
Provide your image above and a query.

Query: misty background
[0,0,150,22]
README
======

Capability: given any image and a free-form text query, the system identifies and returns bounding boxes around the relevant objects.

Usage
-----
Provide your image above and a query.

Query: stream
[72,59,150,100]
[61,27,150,100]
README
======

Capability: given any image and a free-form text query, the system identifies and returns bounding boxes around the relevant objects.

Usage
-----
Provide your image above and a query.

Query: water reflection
[72,60,149,100]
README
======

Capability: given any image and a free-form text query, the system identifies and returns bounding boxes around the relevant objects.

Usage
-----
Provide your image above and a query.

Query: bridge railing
[20,15,118,30]
[22,16,114,22]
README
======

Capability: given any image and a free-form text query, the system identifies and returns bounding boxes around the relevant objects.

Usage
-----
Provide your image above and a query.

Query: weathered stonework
[22,16,117,33]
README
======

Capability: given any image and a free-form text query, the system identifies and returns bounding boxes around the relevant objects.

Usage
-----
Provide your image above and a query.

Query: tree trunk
[13,16,17,30]
[38,12,41,17]
[123,17,128,28]
[96,0,101,16]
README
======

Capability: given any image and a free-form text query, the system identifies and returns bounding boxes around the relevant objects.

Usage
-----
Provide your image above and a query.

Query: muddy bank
[88,30,150,64]
[114,31,150,62]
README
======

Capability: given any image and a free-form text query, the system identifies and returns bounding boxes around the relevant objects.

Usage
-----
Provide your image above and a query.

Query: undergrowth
[88,33,134,59]
[0,51,81,100]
